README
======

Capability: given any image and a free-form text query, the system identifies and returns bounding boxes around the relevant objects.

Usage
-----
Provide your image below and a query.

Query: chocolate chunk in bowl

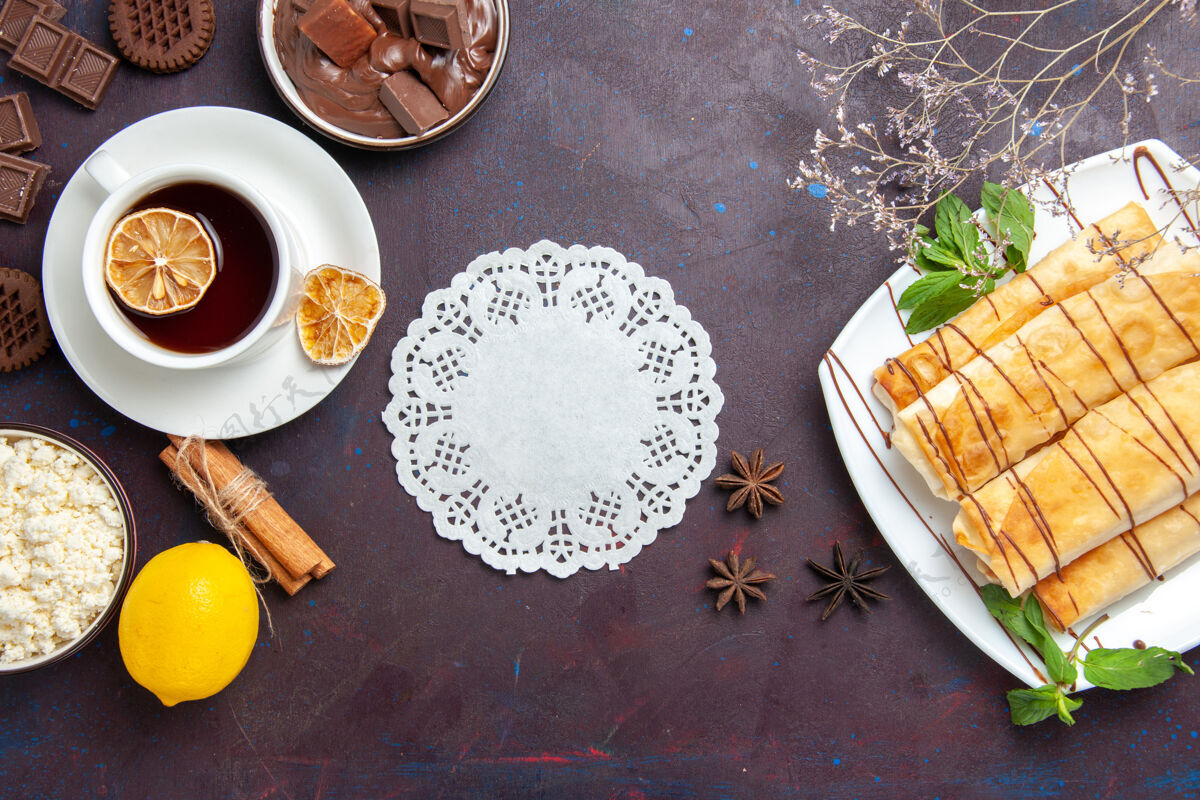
[257,0,509,150]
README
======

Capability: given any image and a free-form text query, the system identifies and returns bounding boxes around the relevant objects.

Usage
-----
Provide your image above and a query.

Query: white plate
[42,106,380,438]
[819,139,1200,689]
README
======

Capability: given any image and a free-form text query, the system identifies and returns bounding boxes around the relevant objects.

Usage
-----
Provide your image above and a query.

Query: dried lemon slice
[296,265,386,365]
[105,207,217,315]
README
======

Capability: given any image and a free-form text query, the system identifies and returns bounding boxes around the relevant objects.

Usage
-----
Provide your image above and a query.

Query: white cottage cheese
[0,436,125,663]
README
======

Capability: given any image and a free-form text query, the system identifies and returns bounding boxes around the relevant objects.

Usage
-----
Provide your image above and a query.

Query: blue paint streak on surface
[807,183,828,198]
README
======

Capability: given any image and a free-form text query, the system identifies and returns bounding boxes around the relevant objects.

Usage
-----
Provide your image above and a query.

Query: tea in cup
[81,151,304,370]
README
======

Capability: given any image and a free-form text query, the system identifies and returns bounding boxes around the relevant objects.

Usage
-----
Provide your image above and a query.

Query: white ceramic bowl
[0,425,137,675]
[257,0,510,150]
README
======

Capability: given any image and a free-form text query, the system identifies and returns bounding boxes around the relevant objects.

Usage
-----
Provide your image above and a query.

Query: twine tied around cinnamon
[172,435,275,632]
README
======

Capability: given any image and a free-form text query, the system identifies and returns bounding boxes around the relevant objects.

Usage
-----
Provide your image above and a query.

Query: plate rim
[820,138,1200,689]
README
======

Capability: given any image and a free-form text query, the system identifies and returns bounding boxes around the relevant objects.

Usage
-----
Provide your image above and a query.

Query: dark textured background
[1,2,1198,798]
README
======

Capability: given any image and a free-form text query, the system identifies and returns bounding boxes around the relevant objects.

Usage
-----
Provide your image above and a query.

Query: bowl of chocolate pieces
[259,0,509,149]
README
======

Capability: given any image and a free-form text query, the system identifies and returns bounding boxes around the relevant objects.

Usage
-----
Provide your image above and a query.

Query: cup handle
[83,150,130,195]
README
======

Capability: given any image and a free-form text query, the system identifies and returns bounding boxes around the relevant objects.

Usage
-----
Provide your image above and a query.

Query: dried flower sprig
[793,0,1199,261]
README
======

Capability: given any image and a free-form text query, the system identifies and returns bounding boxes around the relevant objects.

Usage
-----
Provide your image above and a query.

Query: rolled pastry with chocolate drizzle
[1031,493,1200,631]
[874,202,1161,414]
[892,247,1200,500]
[953,360,1200,596]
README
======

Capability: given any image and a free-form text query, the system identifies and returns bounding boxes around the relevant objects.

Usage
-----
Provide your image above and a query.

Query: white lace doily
[384,241,724,577]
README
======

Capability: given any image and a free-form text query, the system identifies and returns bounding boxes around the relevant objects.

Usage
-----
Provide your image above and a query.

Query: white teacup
[81,151,304,370]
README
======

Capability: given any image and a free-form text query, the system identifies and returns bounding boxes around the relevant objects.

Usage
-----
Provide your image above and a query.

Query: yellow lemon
[118,542,259,707]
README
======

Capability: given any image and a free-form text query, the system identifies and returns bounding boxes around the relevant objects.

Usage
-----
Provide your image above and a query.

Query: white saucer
[43,106,380,438]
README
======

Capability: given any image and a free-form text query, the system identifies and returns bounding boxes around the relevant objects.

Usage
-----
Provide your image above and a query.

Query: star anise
[706,551,776,614]
[806,542,890,620]
[715,448,784,519]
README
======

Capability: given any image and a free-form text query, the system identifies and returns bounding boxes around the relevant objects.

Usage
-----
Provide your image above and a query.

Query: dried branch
[793,0,1200,261]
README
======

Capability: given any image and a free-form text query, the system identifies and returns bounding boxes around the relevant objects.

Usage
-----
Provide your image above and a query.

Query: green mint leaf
[897,271,965,310]
[1056,689,1083,725]
[934,193,975,259]
[1007,685,1070,726]
[1043,643,1078,688]
[1082,647,1195,690]
[979,181,1007,222]
[1021,592,1050,637]
[1022,596,1077,685]
[956,216,983,269]
[980,584,1043,649]
[1008,685,1082,726]
[981,182,1035,273]
[982,587,1076,685]
[912,248,937,272]
[903,285,977,334]
[914,242,967,270]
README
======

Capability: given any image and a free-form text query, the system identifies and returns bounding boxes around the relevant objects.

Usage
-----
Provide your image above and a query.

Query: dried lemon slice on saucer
[105,207,217,315]
[296,265,386,365]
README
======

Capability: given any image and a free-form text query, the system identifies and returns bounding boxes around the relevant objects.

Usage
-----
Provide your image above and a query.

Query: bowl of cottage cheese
[0,424,135,673]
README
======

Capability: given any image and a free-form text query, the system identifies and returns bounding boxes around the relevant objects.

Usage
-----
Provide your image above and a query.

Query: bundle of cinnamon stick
[160,435,334,595]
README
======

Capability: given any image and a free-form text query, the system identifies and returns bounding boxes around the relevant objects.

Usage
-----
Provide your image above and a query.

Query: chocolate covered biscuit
[109,0,216,73]
[0,269,50,370]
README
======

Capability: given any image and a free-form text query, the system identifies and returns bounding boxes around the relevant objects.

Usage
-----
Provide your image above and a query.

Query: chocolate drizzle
[1056,302,1122,392]
[1118,531,1158,581]
[1072,417,1137,525]
[949,371,1005,475]
[1148,381,1200,476]
[1133,145,1200,240]
[1087,293,1142,384]
[1014,336,1071,429]
[822,351,1046,682]
[884,282,916,347]
[1031,354,1087,421]
[1011,472,1062,576]
[974,345,1038,416]
[1056,441,1120,518]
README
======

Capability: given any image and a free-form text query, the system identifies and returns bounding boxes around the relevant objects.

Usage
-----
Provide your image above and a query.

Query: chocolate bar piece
[9,16,118,110]
[56,39,119,109]
[0,151,49,223]
[0,0,64,52]
[409,0,467,50]
[299,0,377,68]
[8,14,75,82]
[372,0,411,37]
[0,93,40,153]
[379,69,448,134]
